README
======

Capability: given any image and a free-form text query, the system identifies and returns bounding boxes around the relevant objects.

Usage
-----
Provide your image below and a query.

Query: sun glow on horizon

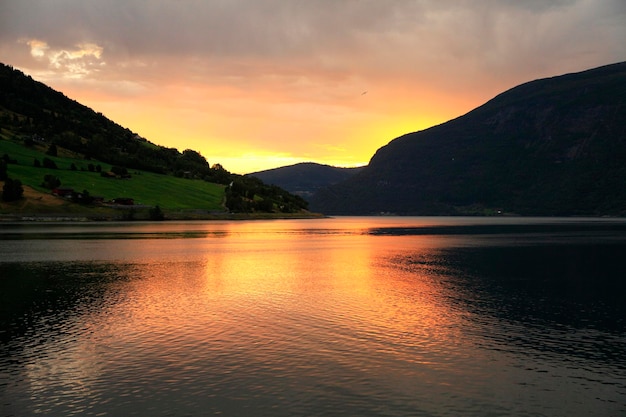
[38,72,471,174]
[3,0,624,175]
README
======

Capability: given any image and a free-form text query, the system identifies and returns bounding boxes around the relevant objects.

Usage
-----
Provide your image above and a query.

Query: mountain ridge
[248,162,364,200]
[310,61,626,216]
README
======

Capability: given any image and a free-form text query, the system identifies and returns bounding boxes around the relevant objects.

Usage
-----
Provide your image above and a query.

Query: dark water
[1,217,625,417]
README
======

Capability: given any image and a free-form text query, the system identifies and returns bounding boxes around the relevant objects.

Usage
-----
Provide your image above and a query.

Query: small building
[52,187,74,198]
[112,197,134,205]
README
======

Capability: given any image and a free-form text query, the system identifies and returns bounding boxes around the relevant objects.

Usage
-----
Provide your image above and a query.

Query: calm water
[1,217,625,417]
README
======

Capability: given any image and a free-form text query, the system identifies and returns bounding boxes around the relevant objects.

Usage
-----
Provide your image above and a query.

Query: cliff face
[310,62,626,216]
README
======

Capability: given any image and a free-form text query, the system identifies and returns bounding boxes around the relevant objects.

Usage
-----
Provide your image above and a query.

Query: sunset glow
[1,1,624,173]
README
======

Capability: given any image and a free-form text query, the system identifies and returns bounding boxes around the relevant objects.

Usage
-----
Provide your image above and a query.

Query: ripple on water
[2,219,626,417]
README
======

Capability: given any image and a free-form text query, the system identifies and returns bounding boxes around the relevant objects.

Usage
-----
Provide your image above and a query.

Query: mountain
[310,62,626,216]
[248,162,364,200]
[0,63,215,177]
[0,63,309,215]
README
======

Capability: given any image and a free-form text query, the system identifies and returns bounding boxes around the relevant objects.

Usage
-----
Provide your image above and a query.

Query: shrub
[42,157,57,169]
[111,166,128,176]
[149,205,165,221]
[0,160,7,181]
[46,143,58,157]
[2,178,24,202]
[72,189,94,205]
[42,174,61,189]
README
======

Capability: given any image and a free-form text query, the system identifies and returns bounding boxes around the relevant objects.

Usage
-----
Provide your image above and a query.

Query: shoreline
[0,210,326,222]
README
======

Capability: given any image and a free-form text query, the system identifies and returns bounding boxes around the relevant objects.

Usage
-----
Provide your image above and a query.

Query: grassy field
[1,138,226,213]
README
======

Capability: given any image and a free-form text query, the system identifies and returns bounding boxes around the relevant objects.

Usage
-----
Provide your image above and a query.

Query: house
[112,197,134,205]
[52,187,74,198]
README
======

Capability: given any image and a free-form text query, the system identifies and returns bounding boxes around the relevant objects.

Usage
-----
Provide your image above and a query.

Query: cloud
[25,39,49,58]
[2,0,624,85]
[0,0,624,173]
[20,38,105,78]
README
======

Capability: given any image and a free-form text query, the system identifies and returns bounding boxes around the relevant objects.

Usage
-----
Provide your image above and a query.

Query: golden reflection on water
[54,222,460,366]
[92,221,468,367]
[7,218,626,416]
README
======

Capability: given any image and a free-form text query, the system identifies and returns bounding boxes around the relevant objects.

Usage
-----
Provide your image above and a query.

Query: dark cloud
[3,1,398,56]
[2,0,624,78]
[0,0,622,103]
[1,0,624,172]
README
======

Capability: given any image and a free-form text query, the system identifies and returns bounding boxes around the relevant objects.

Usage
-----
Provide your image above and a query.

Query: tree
[110,165,129,177]
[2,178,24,201]
[0,160,7,181]
[209,163,232,184]
[42,157,57,169]
[225,194,247,212]
[2,153,16,164]
[181,149,209,166]
[33,158,41,168]
[72,189,94,205]
[46,143,58,157]
[149,205,165,221]
[256,198,274,212]
[42,174,61,189]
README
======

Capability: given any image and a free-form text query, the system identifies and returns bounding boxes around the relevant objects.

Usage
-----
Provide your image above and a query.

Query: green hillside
[0,137,225,216]
[0,62,309,218]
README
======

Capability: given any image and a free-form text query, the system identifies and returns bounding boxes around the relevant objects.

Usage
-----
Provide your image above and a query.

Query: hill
[0,63,216,177]
[310,62,626,216]
[248,162,364,200]
[0,62,309,217]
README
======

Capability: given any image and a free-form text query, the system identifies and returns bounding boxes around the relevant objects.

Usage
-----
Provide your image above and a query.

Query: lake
[1,216,625,417]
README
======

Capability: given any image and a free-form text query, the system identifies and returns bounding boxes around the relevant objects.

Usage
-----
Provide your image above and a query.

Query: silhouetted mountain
[310,62,626,216]
[248,162,364,199]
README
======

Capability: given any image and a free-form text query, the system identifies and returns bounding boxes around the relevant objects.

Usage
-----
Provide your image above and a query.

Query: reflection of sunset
[9,218,626,416]
[6,217,623,416]
[33,220,472,384]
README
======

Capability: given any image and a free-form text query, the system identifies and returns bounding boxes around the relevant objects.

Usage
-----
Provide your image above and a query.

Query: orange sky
[1,1,624,173]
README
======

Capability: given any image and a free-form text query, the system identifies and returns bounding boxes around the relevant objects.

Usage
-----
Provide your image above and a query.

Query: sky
[1,1,625,174]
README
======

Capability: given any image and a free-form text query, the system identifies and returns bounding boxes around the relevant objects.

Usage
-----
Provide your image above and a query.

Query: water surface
[1,217,625,416]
